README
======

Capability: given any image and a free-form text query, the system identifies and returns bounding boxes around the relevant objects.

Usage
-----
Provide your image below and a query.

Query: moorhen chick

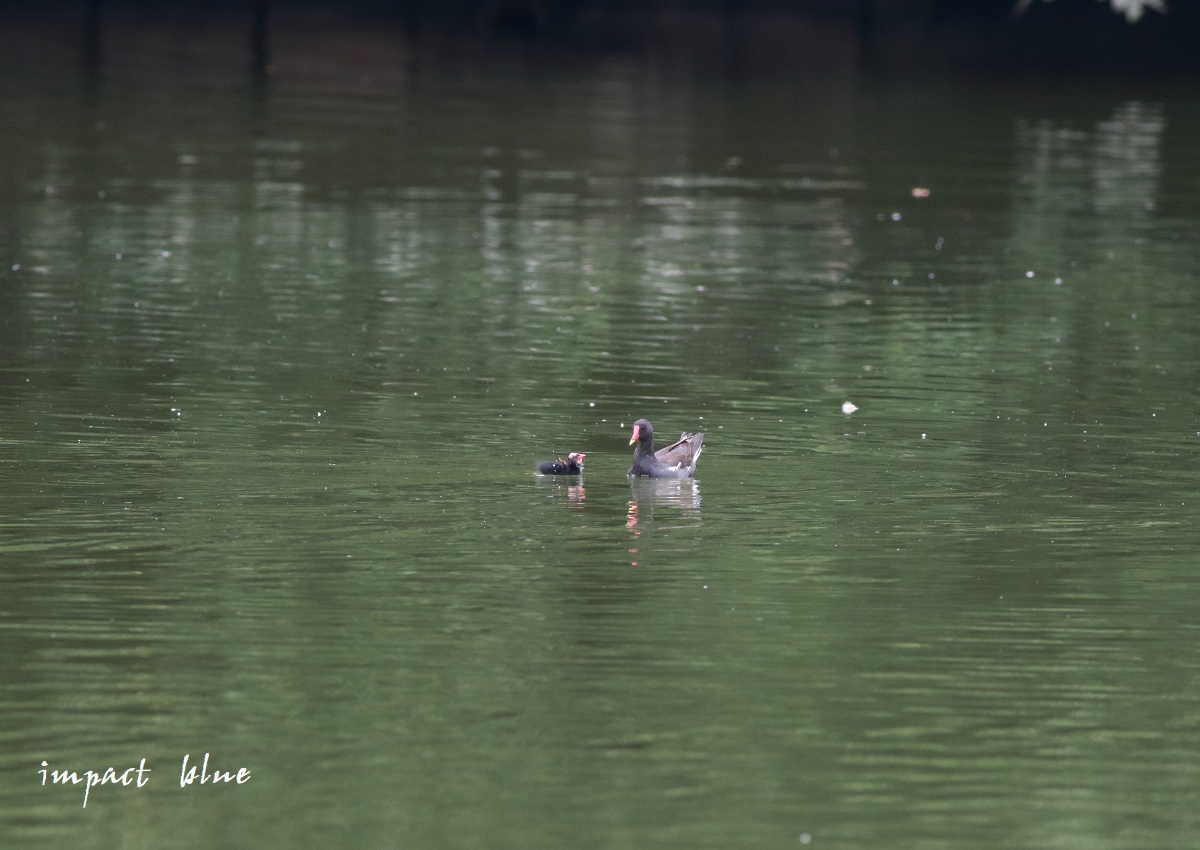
[627,419,704,478]
[536,452,586,475]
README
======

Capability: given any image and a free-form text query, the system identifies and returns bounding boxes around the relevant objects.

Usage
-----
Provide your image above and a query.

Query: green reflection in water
[2,64,1200,850]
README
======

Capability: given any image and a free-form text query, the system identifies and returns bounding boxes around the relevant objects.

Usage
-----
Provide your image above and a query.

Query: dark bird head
[629,419,653,446]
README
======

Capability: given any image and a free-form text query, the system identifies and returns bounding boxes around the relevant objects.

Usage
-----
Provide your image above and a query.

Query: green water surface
[2,58,1199,849]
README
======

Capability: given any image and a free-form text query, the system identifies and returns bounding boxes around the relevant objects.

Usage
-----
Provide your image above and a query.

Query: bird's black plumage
[536,452,586,475]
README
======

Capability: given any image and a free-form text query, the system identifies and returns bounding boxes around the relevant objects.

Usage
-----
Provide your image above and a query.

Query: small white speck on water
[1026,270,1035,278]
[589,402,595,407]
[921,433,927,439]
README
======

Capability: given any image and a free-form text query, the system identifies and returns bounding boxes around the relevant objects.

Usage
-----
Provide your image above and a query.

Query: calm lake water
[3,45,1200,849]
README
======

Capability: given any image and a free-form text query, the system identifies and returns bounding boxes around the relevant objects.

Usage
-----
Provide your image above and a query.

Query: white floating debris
[841,401,858,415]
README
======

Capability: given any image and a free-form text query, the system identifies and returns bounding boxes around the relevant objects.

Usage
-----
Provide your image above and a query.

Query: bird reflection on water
[535,475,586,509]
[626,478,701,566]
[625,478,702,530]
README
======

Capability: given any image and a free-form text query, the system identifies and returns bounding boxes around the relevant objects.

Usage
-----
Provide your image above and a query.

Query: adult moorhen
[627,419,704,478]
[536,452,586,475]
